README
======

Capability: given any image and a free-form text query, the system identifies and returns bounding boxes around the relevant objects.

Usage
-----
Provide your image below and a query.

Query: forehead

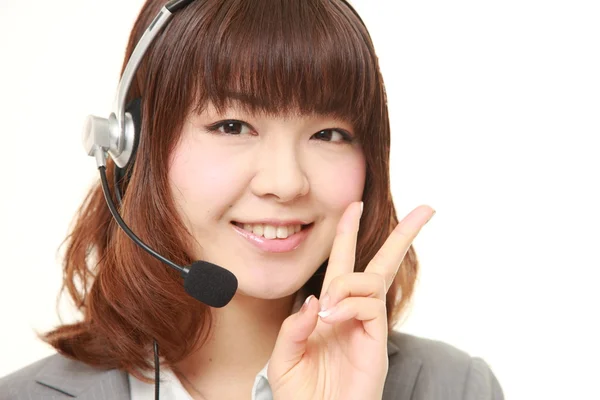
[149,0,381,144]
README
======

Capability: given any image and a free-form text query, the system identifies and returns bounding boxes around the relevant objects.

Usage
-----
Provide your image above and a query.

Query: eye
[312,129,354,143]
[205,120,254,136]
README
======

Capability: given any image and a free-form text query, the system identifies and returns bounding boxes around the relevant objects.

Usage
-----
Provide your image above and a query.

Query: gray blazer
[0,331,503,399]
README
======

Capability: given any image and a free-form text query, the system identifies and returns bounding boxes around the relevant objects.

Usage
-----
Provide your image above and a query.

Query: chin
[224,261,311,300]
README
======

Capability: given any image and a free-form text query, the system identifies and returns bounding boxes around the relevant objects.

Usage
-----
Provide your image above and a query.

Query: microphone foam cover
[183,261,238,308]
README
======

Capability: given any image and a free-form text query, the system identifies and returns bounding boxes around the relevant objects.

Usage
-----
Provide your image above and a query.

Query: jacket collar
[387,335,400,357]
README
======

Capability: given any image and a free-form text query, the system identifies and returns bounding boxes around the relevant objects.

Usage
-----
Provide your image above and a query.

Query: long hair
[42,0,419,378]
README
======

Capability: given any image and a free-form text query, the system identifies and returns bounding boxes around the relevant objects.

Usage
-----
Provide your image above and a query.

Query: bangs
[169,0,378,132]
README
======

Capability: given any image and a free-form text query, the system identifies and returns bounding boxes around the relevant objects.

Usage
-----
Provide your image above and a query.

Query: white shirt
[129,361,271,400]
[130,291,306,400]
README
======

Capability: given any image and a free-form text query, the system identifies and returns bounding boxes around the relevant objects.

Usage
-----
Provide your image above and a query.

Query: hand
[268,201,435,400]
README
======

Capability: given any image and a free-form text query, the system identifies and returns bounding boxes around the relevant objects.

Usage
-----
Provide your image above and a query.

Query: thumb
[269,295,319,377]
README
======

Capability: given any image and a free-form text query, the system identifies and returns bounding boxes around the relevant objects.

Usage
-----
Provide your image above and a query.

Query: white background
[1,1,599,399]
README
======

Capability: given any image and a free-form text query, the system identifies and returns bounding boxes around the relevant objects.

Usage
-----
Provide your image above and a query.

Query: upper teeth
[240,223,302,239]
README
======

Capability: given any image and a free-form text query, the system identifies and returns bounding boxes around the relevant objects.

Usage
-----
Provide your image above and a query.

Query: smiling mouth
[231,221,313,240]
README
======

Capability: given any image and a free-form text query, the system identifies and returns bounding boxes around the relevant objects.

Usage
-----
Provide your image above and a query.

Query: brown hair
[43,0,419,378]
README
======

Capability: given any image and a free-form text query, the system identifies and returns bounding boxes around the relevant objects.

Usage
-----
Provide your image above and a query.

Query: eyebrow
[205,91,352,128]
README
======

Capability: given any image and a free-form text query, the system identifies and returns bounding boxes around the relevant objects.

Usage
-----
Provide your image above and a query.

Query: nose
[249,140,309,203]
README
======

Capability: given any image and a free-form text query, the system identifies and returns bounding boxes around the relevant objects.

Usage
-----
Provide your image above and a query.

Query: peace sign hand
[268,201,436,400]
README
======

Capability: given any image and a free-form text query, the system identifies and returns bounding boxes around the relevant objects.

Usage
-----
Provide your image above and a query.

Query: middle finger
[365,205,435,291]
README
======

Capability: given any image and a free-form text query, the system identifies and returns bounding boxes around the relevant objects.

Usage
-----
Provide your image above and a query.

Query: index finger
[319,201,363,299]
[365,205,435,291]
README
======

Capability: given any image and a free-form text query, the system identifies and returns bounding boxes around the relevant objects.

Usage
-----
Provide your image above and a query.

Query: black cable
[99,165,162,399]
[114,166,123,205]
[98,166,186,275]
[154,340,160,400]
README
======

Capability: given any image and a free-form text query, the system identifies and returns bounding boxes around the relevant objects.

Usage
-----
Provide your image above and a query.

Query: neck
[173,291,299,398]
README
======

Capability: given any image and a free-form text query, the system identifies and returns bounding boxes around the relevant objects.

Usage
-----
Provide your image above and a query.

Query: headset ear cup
[115,97,142,199]
[125,97,143,170]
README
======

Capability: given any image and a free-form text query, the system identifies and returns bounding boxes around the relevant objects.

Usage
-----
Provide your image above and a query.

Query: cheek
[309,151,366,208]
[168,138,247,216]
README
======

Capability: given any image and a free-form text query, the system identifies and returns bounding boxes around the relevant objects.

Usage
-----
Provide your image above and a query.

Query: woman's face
[168,102,366,299]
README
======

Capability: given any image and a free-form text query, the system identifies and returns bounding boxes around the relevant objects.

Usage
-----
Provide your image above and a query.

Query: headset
[80,1,369,398]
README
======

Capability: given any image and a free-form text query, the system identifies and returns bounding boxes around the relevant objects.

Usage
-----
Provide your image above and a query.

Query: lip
[231,222,313,253]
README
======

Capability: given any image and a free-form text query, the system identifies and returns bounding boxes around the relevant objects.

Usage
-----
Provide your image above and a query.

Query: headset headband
[82,0,368,169]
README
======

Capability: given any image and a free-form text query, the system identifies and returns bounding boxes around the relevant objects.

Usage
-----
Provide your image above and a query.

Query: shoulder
[384,331,504,400]
[0,356,54,399]
[0,353,129,399]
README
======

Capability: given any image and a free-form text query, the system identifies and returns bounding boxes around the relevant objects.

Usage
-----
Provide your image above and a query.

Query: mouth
[230,221,313,240]
[230,222,314,253]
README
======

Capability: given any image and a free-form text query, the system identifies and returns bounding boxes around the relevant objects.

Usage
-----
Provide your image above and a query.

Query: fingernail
[426,209,437,224]
[318,306,337,319]
[301,295,314,313]
[359,201,364,217]
[319,294,330,312]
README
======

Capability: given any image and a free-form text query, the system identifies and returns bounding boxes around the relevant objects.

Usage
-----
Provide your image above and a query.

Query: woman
[0,0,503,399]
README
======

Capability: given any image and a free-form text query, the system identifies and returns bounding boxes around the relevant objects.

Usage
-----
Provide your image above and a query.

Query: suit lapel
[382,355,423,400]
[387,336,400,357]
[383,331,423,400]
[34,354,129,399]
